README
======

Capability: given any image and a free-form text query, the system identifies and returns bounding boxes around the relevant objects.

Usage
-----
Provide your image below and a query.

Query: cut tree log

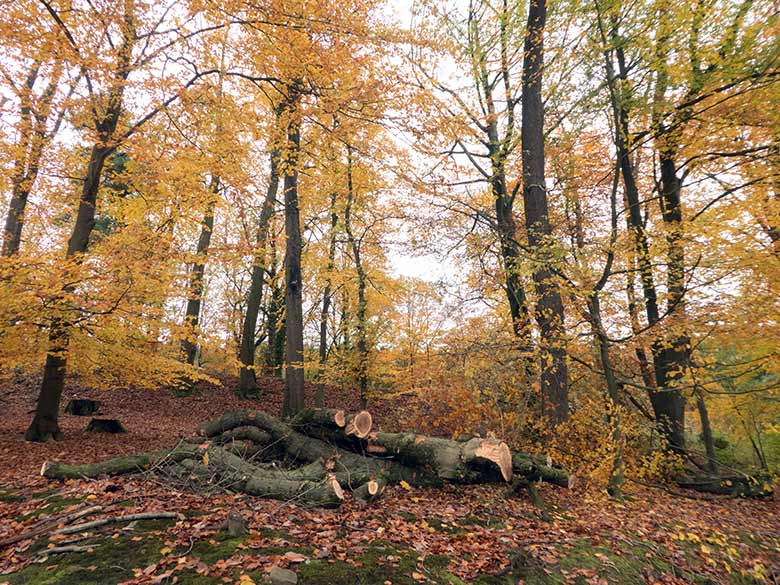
[366,432,513,483]
[511,452,569,487]
[200,444,344,507]
[344,411,373,438]
[199,409,437,488]
[41,444,200,479]
[211,426,274,448]
[290,408,347,430]
[353,477,387,503]
[39,408,569,508]
[290,408,372,449]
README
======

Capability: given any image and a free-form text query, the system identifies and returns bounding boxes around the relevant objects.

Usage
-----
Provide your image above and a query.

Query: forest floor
[0,376,778,585]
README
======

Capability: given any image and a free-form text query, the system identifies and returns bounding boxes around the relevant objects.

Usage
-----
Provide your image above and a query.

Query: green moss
[5,519,172,585]
[16,495,85,522]
[425,517,468,535]
[290,541,468,585]
[459,514,507,529]
[0,487,23,502]
[187,532,248,564]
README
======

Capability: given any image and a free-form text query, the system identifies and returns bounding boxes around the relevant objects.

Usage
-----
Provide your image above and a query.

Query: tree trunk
[695,388,717,473]
[344,146,369,408]
[26,147,121,441]
[602,19,687,450]
[238,148,280,397]
[281,83,305,418]
[316,192,339,407]
[521,0,568,425]
[3,62,63,257]
[265,242,285,377]
[26,4,135,442]
[586,294,624,496]
[181,176,219,368]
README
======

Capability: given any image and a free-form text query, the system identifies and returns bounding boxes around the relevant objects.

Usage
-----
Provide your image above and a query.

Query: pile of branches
[41,408,569,507]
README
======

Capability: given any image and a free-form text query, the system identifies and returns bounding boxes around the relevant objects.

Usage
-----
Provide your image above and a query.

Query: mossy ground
[5,519,170,585]
[0,518,733,585]
[2,490,774,585]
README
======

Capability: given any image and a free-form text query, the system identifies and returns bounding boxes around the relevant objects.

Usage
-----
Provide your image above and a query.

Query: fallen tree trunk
[39,408,568,507]
[198,409,437,488]
[41,443,200,479]
[366,432,513,483]
[678,474,775,497]
[511,452,569,488]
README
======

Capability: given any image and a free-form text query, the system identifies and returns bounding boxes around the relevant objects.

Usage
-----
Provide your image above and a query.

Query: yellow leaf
[700,544,712,555]
[160,547,172,555]
[399,480,412,491]
[86,494,97,501]
[203,452,209,466]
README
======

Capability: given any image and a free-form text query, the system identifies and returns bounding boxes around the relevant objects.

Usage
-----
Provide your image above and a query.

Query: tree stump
[85,418,127,433]
[65,399,101,416]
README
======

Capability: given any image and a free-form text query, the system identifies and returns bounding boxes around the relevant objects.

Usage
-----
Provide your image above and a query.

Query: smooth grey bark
[315,192,339,407]
[238,147,280,397]
[181,176,219,367]
[521,0,568,425]
[343,146,369,408]
[281,83,305,418]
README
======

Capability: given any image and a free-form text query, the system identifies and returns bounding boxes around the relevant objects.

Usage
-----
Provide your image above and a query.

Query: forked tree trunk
[521,0,568,425]
[238,147,280,397]
[281,83,305,418]
[602,19,686,451]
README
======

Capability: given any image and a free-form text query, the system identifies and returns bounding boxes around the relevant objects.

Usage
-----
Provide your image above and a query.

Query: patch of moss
[425,517,468,535]
[287,541,468,585]
[459,514,507,529]
[0,487,23,502]
[187,532,248,564]
[255,525,300,541]
[16,495,85,522]
[5,519,172,585]
[478,538,712,585]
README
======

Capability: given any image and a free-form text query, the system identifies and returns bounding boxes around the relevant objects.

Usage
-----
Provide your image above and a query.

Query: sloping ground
[0,376,778,584]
